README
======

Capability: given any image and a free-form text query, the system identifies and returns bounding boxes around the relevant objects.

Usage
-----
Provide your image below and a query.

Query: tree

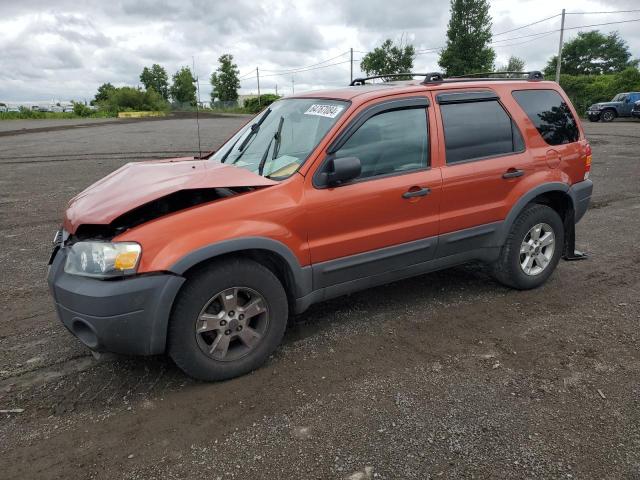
[360,39,415,80]
[170,67,197,105]
[438,0,495,76]
[544,31,639,77]
[93,83,116,104]
[210,54,241,103]
[100,86,168,113]
[497,56,525,72]
[243,94,281,113]
[140,64,169,100]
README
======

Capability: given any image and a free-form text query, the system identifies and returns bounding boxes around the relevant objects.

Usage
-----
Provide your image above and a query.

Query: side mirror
[321,156,361,187]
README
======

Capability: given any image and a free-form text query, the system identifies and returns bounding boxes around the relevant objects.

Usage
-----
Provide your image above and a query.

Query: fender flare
[168,237,313,298]
[496,182,573,246]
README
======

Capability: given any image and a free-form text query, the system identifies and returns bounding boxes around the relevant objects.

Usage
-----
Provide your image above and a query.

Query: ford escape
[48,71,593,380]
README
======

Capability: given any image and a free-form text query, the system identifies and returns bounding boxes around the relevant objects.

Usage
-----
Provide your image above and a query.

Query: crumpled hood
[63,158,277,233]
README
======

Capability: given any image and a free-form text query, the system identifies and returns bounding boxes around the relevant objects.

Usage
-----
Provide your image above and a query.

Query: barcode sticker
[304,104,344,118]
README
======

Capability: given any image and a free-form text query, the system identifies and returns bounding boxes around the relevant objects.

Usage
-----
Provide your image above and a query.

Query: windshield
[211,98,348,179]
[611,94,626,102]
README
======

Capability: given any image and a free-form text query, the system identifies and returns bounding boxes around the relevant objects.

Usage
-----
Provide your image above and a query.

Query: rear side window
[441,100,524,164]
[512,89,579,146]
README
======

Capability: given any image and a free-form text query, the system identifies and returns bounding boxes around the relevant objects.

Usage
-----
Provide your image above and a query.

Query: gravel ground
[0,116,639,480]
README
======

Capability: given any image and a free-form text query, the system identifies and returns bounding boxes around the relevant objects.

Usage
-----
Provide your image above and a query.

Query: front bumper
[569,179,593,223]
[586,110,601,118]
[48,247,185,355]
[632,111,640,118]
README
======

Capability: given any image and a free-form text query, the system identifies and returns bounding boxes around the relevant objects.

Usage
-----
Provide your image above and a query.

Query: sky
[1,0,639,103]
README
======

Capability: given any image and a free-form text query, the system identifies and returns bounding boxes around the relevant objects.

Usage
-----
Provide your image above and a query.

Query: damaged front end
[71,186,251,241]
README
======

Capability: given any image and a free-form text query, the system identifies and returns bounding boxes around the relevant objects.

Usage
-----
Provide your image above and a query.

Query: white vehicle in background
[7,105,21,113]
[0,103,7,113]
[51,105,64,113]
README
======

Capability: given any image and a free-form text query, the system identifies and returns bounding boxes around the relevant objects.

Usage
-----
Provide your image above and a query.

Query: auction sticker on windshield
[304,104,344,118]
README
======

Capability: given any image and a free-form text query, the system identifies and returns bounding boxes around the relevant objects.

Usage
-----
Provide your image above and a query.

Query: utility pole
[555,8,566,83]
[350,47,353,83]
[292,75,295,95]
[256,67,261,106]
[275,83,278,96]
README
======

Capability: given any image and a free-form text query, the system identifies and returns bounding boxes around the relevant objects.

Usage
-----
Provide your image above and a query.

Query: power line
[492,31,558,48]
[493,13,561,37]
[256,60,352,78]
[259,51,350,73]
[566,9,640,15]
[491,17,640,43]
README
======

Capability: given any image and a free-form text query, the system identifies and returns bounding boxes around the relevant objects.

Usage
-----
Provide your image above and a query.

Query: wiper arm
[220,108,272,163]
[258,116,284,176]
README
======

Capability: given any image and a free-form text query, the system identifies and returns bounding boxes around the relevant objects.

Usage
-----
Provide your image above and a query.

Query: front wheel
[492,204,564,290]
[168,258,288,381]
[601,109,615,122]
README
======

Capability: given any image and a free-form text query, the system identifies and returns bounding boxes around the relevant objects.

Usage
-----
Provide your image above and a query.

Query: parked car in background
[7,105,21,113]
[632,101,640,119]
[587,92,640,122]
[51,105,64,113]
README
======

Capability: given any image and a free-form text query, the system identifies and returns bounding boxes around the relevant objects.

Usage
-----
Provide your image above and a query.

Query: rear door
[434,89,530,257]
[304,95,442,288]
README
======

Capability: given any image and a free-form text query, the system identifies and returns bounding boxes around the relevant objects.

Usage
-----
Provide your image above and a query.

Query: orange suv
[48,71,593,380]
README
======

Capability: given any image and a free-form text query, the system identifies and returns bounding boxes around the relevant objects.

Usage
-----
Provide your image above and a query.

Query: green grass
[0,110,116,120]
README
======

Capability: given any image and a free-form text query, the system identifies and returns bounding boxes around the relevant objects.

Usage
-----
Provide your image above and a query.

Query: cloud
[0,0,639,102]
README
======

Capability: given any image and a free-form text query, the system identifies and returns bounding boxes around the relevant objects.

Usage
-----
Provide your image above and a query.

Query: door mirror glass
[322,156,361,187]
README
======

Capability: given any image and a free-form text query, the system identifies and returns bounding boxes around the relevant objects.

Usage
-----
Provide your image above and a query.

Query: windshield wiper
[220,108,272,163]
[258,116,284,176]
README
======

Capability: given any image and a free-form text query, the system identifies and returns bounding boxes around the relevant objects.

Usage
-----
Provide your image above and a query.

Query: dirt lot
[0,115,639,479]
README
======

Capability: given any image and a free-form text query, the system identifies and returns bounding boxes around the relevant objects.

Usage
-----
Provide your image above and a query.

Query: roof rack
[349,70,544,86]
[349,73,440,86]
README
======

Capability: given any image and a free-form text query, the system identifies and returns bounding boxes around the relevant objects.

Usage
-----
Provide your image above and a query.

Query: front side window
[334,107,428,179]
[211,98,348,179]
[512,89,579,146]
[441,100,522,164]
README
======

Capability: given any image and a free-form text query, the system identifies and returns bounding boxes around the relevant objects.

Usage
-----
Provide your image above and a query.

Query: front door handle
[502,168,524,179]
[402,187,431,199]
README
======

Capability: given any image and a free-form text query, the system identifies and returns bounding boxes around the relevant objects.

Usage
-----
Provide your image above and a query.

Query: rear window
[512,89,579,146]
[441,100,524,164]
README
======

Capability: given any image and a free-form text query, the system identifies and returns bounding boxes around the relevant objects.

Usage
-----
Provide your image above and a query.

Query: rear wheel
[492,204,564,290]
[168,258,288,381]
[601,109,616,122]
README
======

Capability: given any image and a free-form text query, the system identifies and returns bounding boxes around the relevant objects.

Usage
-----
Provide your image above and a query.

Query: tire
[601,109,616,122]
[492,204,564,290]
[168,257,288,381]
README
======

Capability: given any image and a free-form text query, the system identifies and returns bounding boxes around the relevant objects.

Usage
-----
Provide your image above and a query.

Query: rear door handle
[502,168,524,179]
[402,187,431,199]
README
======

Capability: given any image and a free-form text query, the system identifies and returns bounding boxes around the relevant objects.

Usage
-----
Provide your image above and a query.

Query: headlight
[64,242,141,278]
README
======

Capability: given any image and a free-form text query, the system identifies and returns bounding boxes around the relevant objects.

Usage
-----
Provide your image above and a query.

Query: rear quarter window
[512,89,579,146]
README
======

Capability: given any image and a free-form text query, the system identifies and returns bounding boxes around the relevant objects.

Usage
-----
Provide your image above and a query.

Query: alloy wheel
[519,223,555,276]
[195,287,269,362]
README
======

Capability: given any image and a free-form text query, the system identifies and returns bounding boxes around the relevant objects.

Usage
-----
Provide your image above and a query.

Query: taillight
[584,143,592,180]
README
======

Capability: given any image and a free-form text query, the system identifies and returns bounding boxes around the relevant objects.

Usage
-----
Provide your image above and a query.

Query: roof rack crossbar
[349,70,544,86]
[350,73,438,86]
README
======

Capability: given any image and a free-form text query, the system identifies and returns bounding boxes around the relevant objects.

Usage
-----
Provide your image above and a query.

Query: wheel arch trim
[497,182,572,245]
[168,237,313,298]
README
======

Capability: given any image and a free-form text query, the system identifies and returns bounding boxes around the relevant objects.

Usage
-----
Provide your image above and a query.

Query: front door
[304,97,442,288]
